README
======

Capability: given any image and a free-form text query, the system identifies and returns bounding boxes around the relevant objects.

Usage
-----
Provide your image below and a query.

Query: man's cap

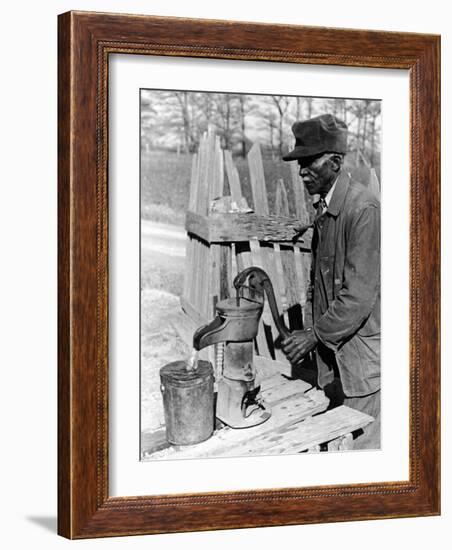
[282,113,348,161]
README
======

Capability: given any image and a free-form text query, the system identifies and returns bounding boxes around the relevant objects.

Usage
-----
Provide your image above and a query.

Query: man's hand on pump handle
[281,328,318,366]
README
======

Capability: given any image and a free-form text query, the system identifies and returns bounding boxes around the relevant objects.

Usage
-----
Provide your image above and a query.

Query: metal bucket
[159,360,214,446]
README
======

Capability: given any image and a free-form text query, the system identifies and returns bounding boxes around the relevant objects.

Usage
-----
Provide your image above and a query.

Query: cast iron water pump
[193,267,291,428]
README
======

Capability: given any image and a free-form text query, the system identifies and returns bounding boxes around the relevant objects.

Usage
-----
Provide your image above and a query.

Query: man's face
[297,153,337,196]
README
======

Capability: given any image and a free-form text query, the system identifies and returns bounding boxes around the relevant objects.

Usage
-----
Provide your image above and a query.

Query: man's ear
[328,154,343,173]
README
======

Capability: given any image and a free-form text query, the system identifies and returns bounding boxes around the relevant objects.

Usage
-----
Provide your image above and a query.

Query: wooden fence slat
[209,140,226,314]
[289,161,310,224]
[235,241,252,272]
[191,237,201,311]
[248,142,269,216]
[188,152,199,212]
[274,179,303,329]
[208,135,223,207]
[293,247,308,305]
[224,150,243,205]
[275,178,289,217]
[219,244,232,300]
[197,134,210,214]
[183,237,193,302]
[249,239,273,359]
[369,167,380,199]
[260,242,284,320]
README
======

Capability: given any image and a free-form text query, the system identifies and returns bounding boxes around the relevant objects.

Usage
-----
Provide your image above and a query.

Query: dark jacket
[311,170,380,397]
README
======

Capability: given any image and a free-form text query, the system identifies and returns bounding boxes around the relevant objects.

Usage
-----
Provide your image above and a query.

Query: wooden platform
[141,374,374,461]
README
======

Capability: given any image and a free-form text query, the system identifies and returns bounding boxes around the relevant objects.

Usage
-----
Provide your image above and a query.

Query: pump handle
[233,267,291,340]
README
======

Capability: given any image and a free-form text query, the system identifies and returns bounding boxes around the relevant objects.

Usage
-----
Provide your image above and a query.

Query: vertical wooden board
[188,152,199,212]
[196,134,209,215]
[191,238,200,310]
[193,238,208,316]
[279,244,301,308]
[369,167,380,199]
[248,143,269,215]
[274,179,291,316]
[183,236,194,301]
[235,241,252,273]
[275,178,289,217]
[197,241,205,317]
[260,242,285,342]
[204,129,218,213]
[212,138,225,200]
[290,161,309,224]
[210,244,221,317]
[231,243,238,285]
[249,239,273,359]
[208,135,224,207]
[219,244,232,300]
[224,150,242,204]
[293,247,307,306]
[201,242,211,319]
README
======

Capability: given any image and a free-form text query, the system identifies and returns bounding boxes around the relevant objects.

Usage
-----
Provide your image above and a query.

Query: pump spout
[193,297,264,351]
[193,316,226,351]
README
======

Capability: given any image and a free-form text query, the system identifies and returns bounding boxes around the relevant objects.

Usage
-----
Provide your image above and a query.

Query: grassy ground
[141,149,375,225]
[141,244,184,297]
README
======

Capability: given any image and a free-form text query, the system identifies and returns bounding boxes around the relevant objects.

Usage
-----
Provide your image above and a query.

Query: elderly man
[281,113,381,450]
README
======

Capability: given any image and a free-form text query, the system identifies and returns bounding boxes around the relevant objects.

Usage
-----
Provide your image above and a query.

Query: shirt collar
[324,178,338,207]
[324,170,351,217]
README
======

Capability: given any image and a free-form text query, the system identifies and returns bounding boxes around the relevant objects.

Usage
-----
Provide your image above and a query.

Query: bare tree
[270,95,291,157]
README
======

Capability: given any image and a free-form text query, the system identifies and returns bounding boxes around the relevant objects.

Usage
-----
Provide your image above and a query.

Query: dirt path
[140,219,190,434]
[141,219,186,257]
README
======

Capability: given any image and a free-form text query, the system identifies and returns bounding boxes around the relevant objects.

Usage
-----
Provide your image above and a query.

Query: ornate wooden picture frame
[58,11,440,539]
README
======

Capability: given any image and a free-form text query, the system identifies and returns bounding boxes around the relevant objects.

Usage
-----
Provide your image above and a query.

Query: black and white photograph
[140,90,382,460]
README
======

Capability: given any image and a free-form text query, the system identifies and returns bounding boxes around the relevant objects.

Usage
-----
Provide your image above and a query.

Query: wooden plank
[188,152,199,212]
[189,234,198,306]
[219,244,232,300]
[210,244,221,316]
[140,379,329,459]
[290,161,310,224]
[248,142,269,215]
[180,295,208,328]
[224,150,242,205]
[235,241,252,273]
[234,406,374,456]
[200,241,211,318]
[202,129,215,214]
[261,376,312,405]
[369,167,380,199]
[275,178,289,216]
[185,211,303,243]
[279,245,300,306]
[195,238,205,312]
[141,428,169,458]
[184,149,200,304]
[259,242,285,341]
[213,137,224,199]
[144,387,329,460]
[249,239,273,358]
[274,178,302,330]
[195,135,208,214]
[182,236,194,302]
[205,128,218,213]
[254,354,291,379]
[293,247,308,307]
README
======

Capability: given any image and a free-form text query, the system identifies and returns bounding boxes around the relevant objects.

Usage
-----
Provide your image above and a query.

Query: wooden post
[369,167,380,199]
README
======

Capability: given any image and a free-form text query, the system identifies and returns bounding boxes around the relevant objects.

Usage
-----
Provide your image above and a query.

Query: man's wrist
[305,326,318,341]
